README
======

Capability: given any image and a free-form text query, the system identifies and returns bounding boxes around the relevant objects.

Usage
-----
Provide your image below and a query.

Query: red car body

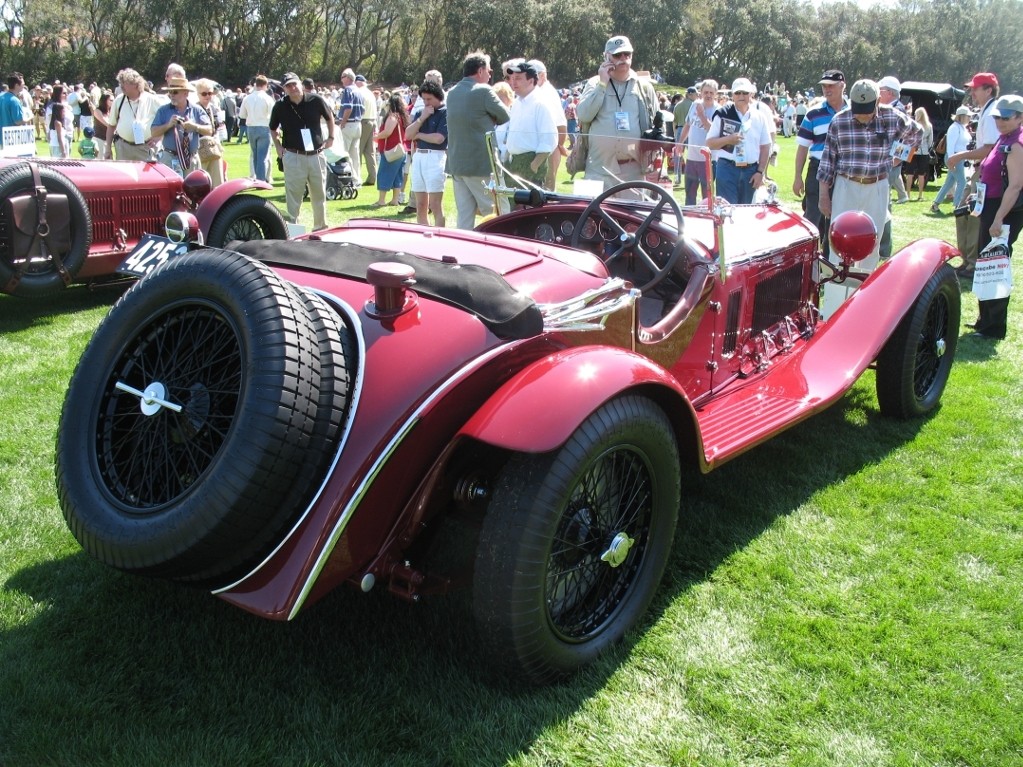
[56,181,961,684]
[0,157,286,297]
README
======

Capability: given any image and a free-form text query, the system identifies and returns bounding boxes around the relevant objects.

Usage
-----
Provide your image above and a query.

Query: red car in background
[0,157,287,297]
[54,165,960,684]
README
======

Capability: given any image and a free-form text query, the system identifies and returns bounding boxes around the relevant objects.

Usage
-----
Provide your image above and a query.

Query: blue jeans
[716,158,757,204]
[934,161,967,208]
[247,125,271,182]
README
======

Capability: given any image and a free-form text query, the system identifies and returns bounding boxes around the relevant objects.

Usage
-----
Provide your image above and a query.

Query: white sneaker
[398,192,407,205]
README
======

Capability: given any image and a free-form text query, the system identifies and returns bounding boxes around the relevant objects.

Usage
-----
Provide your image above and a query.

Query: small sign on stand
[1,126,37,158]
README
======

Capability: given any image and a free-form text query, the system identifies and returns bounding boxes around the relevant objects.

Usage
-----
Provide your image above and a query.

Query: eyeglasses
[200,91,215,96]
[610,52,632,59]
[994,114,1020,120]
[169,90,186,95]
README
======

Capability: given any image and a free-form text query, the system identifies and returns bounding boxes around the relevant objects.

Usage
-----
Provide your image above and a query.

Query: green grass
[1,138,1021,766]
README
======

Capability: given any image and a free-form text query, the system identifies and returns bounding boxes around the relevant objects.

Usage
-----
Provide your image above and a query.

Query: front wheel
[473,395,681,684]
[876,263,960,418]
[206,195,288,247]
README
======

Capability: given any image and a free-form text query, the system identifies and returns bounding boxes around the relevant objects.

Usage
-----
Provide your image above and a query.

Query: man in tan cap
[575,35,659,190]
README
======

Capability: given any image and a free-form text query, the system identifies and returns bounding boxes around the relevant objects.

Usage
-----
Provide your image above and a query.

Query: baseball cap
[526,59,547,74]
[965,72,999,89]
[281,72,301,86]
[355,74,367,83]
[993,95,1023,117]
[819,70,845,85]
[878,76,901,92]
[731,77,754,94]
[849,79,879,114]
[604,36,633,55]
[686,86,698,94]
[955,106,972,117]
[504,60,535,77]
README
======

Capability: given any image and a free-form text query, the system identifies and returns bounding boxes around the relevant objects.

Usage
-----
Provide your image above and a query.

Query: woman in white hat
[931,106,973,212]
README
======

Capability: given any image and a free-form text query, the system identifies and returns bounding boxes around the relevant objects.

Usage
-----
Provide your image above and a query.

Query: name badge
[132,120,145,144]
[301,128,314,152]
[614,111,631,132]
[973,182,987,216]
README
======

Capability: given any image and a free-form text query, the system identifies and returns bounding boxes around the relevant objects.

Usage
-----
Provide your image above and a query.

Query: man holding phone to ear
[575,35,659,191]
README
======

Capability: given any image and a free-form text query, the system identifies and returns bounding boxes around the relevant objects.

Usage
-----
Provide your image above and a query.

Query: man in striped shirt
[793,69,847,245]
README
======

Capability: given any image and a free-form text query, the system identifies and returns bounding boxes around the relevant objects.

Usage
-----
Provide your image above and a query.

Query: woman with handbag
[195,79,225,187]
[374,93,409,207]
[970,94,1023,340]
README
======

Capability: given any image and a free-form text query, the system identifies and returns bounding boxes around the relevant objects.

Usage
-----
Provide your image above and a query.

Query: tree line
[1,0,1020,95]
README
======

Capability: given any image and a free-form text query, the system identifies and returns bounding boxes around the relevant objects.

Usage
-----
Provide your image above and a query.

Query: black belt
[284,147,324,155]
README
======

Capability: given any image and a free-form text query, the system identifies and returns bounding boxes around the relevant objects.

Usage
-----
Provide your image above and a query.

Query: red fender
[458,345,691,453]
[821,237,959,375]
[195,178,273,235]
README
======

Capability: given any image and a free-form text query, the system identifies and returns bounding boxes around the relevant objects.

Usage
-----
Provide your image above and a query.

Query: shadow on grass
[0,382,930,766]
[0,282,125,332]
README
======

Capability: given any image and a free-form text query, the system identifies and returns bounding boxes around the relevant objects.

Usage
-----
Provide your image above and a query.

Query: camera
[953,196,976,217]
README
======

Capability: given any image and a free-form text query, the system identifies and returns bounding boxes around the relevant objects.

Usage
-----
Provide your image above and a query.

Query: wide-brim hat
[162,77,195,92]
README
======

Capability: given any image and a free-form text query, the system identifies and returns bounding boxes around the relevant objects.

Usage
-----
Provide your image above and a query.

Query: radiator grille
[751,263,803,335]
[722,289,742,355]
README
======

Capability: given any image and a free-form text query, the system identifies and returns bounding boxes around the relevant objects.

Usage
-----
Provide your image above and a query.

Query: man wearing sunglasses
[575,35,659,191]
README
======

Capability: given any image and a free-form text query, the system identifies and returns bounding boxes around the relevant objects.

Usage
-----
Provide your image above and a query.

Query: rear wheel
[206,194,288,247]
[0,162,92,297]
[56,250,349,583]
[473,395,680,684]
[876,263,960,418]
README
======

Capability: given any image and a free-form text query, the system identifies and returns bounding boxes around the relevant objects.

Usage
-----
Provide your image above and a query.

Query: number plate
[117,235,190,278]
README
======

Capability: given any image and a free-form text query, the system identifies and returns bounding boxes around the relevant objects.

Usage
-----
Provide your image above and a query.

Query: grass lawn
[1,138,1020,766]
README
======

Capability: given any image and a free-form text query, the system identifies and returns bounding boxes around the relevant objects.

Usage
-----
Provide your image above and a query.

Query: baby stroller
[325,149,358,200]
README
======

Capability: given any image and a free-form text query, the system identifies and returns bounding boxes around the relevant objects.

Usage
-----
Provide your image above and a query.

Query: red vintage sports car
[55,164,960,684]
[0,157,287,297]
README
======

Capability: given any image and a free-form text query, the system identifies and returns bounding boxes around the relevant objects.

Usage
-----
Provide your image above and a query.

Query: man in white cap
[527,59,568,189]
[816,78,921,313]
[706,77,772,204]
[878,75,911,204]
[575,35,659,190]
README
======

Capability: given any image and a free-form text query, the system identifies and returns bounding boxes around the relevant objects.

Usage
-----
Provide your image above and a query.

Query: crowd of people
[1,46,1018,339]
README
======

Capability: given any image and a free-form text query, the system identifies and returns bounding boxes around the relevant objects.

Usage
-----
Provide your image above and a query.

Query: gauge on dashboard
[536,223,556,242]
[644,231,661,249]
[560,220,574,237]
[580,219,598,240]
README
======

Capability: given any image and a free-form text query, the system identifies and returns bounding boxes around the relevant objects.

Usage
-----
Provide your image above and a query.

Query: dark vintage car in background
[0,158,287,297]
[54,150,961,684]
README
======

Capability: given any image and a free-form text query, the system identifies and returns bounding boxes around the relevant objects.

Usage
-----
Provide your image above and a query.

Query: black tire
[206,194,288,247]
[876,263,960,418]
[326,184,340,201]
[56,250,329,583]
[473,395,681,684]
[0,162,92,297]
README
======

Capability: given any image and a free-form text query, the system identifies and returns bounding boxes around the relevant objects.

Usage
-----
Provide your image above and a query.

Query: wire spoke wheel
[546,446,653,641]
[97,303,242,511]
[474,395,680,684]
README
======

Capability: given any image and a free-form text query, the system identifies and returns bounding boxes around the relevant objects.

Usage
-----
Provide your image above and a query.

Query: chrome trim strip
[539,278,638,331]
[285,339,519,619]
[212,290,367,595]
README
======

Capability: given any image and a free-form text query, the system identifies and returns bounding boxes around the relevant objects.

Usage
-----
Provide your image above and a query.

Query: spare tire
[56,249,335,584]
[0,162,92,297]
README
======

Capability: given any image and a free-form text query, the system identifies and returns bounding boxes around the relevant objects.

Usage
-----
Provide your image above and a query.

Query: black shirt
[269,93,333,151]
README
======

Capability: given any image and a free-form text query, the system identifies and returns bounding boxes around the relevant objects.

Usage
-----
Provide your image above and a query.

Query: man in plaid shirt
[817,79,921,271]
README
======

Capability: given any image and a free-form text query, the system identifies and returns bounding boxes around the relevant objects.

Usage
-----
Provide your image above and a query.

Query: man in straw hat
[151,76,212,175]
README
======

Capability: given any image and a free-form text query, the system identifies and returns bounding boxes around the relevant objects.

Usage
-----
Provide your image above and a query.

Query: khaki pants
[114,139,154,162]
[359,119,377,184]
[956,176,981,273]
[452,175,494,230]
[283,150,328,231]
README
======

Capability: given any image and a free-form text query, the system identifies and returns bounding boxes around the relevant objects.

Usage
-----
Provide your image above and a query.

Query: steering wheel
[570,181,684,292]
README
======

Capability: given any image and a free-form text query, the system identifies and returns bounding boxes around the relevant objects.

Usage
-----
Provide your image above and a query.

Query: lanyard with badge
[608,79,631,132]
[125,97,146,144]
[289,98,316,151]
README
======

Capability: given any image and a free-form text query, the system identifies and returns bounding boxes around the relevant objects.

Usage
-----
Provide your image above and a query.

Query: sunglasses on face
[610,52,631,59]
[994,114,1020,120]
[200,91,215,96]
